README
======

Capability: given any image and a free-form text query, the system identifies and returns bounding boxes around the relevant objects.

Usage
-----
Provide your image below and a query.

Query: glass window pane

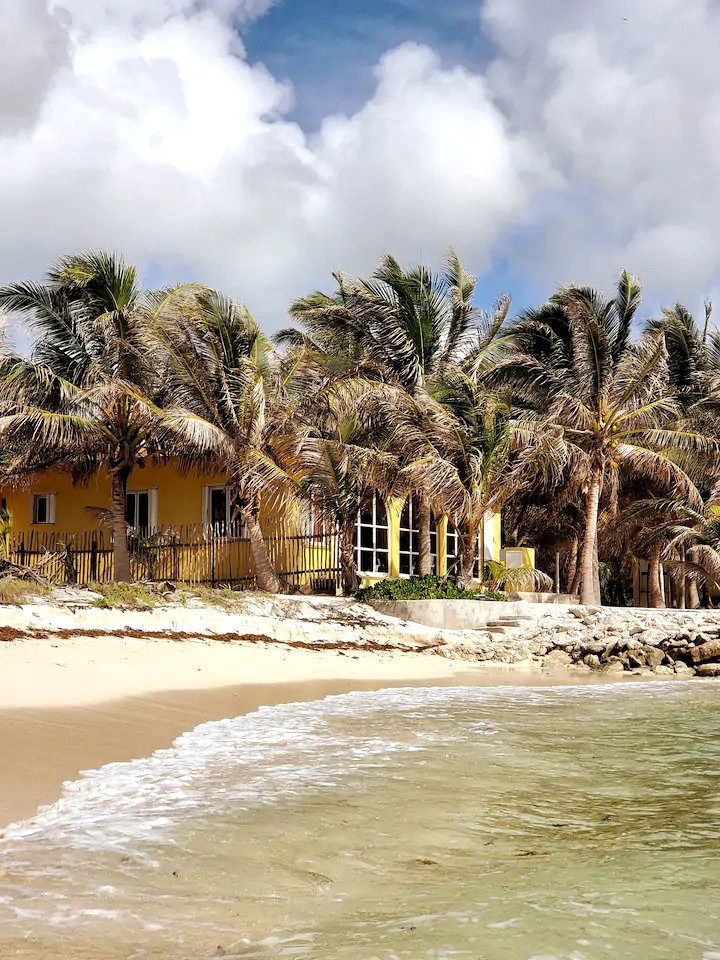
[376,552,389,574]
[360,526,373,548]
[376,528,388,550]
[34,496,47,524]
[359,550,374,573]
[399,554,410,575]
[211,488,227,526]
[138,492,149,532]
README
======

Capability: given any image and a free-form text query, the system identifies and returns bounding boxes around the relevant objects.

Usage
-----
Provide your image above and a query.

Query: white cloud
[3,0,720,346]
[483,0,720,304]
[0,1,536,338]
[0,0,70,134]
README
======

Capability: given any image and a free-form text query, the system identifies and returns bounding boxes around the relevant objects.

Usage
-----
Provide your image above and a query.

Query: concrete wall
[369,598,579,629]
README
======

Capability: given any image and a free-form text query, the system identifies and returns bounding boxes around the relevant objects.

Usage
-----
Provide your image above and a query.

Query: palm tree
[396,373,567,587]
[155,289,304,594]
[0,251,179,581]
[287,251,510,575]
[489,271,709,604]
[297,384,401,594]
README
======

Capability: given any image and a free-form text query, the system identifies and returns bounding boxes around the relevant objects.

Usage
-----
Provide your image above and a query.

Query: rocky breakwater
[521,606,720,677]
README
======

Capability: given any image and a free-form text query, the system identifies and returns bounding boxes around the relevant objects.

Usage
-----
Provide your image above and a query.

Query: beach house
[0,463,517,590]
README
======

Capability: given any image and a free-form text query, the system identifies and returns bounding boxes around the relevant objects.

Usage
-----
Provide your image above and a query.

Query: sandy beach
[0,631,537,829]
[0,626,622,830]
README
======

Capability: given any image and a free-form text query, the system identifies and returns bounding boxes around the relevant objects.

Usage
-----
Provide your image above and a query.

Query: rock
[542,649,573,667]
[673,662,695,676]
[644,648,666,669]
[688,639,720,664]
[583,654,601,669]
[653,664,674,675]
[696,663,720,678]
[598,661,626,674]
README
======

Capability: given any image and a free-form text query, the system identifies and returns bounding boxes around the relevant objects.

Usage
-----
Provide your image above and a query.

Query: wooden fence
[5,522,342,591]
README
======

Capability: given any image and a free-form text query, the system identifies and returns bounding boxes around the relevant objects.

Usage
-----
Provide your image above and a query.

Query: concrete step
[484,618,530,628]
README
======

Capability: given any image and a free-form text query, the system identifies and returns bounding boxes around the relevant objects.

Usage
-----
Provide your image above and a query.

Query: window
[125,490,157,535]
[203,485,247,535]
[354,493,389,575]
[300,494,327,540]
[399,496,437,575]
[446,522,460,577]
[32,493,55,525]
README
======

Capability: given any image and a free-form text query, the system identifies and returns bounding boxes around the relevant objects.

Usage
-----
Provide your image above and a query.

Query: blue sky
[245,0,494,130]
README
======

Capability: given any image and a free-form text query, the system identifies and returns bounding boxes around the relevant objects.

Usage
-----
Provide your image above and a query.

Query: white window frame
[125,488,158,534]
[399,495,437,576]
[202,485,248,536]
[446,521,461,577]
[31,492,56,525]
[355,493,389,575]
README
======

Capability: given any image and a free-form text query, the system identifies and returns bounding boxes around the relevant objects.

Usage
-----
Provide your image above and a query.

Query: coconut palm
[297,383,402,594]
[154,289,307,593]
[287,251,511,575]
[488,271,709,604]
[0,251,182,581]
[396,371,569,587]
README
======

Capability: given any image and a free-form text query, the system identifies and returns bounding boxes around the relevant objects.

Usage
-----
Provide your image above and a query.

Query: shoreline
[0,636,667,831]
[2,592,716,831]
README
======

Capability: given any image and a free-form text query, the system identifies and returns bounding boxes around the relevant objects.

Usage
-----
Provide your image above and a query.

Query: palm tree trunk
[649,542,665,609]
[245,505,282,594]
[339,525,359,595]
[417,493,432,577]
[566,538,578,594]
[111,469,132,583]
[458,521,477,588]
[687,548,701,609]
[677,548,686,609]
[579,467,602,605]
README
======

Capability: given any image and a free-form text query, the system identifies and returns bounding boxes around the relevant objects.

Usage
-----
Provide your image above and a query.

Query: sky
[2,0,720,348]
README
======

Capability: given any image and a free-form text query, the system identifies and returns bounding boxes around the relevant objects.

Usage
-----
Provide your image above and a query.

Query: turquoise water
[0,682,719,959]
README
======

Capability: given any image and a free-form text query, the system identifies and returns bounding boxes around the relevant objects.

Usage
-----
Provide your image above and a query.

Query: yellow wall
[0,463,257,535]
[0,464,520,585]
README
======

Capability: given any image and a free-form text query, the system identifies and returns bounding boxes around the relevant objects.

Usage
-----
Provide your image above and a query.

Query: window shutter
[47,494,56,524]
[148,489,158,532]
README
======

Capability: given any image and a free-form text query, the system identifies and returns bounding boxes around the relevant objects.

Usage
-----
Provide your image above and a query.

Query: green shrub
[88,581,159,610]
[356,576,506,602]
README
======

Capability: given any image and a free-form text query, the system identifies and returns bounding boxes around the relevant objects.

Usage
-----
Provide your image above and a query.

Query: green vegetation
[0,250,718,608]
[0,578,50,605]
[88,582,159,610]
[357,576,506,603]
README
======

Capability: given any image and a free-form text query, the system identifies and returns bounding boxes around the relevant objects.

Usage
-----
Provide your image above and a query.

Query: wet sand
[0,634,642,830]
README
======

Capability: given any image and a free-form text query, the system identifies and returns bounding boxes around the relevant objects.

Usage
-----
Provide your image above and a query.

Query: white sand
[0,632,479,710]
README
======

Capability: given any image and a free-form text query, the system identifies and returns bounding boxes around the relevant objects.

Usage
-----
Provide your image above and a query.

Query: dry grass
[182,585,247,610]
[0,578,51,606]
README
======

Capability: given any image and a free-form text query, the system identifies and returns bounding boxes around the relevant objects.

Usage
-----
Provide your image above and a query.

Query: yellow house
[0,462,505,589]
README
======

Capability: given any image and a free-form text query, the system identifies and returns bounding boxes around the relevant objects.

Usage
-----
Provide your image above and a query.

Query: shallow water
[1,682,719,960]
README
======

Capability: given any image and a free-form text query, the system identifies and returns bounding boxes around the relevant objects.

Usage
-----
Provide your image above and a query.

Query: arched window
[355,493,389,575]
[399,496,438,575]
